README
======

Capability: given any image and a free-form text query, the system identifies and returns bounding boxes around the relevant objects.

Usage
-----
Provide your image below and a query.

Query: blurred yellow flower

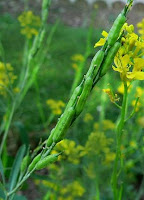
[72,63,78,71]
[137,116,144,128]
[137,18,144,39]
[60,181,85,197]
[129,140,137,149]
[132,99,141,112]
[0,62,17,95]
[117,82,131,94]
[71,54,84,62]
[103,88,119,103]
[46,99,65,115]
[18,10,41,39]
[83,113,93,123]
[85,131,114,156]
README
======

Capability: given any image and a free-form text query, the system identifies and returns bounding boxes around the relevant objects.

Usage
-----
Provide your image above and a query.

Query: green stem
[111,81,128,200]
[0,103,16,156]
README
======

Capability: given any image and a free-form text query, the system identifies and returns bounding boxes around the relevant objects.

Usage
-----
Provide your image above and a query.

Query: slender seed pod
[52,107,75,143]
[86,50,105,79]
[99,41,121,77]
[107,12,126,46]
[42,0,51,25]
[46,128,55,147]
[20,155,30,173]
[75,77,93,116]
[28,153,41,172]
[65,82,83,110]
[36,153,59,170]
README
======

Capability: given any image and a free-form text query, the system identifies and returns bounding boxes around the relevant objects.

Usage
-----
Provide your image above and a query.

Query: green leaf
[8,145,26,192]
[0,158,5,185]
[0,186,6,199]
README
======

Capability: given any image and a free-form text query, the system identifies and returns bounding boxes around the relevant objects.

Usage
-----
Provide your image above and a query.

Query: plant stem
[0,102,16,156]
[111,81,128,200]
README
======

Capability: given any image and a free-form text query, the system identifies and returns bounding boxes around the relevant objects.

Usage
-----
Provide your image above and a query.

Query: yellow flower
[104,152,116,165]
[71,54,84,62]
[135,87,144,97]
[46,99,65,115]
[129,140,137,149]
[83,113,93,123]
[18,10,41,39]
[94,31,108,48]
[137,116,144,128]
[72,63,78,71]
[13,87,20,93]
[85,163,96,179]
[117,82,131,94]
[103,120,115,130]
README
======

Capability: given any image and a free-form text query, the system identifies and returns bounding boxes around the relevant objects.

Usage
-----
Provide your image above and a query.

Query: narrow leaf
[0,158,5,185]
[8,145,26,191]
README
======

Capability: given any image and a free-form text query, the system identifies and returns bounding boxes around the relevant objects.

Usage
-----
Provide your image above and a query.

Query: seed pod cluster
[46,0,133,155]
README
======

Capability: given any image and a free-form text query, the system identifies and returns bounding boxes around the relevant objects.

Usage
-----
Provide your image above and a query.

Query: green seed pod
[99,41,121,77]
[76,77,93,116]
[46,128,55,147]
[28,153,41,172]
[20,155,30,173]
[86,50,105,79]
[107,12,126,46]
[52,107,75,143]
[65,82,83,110]
[42,0,51,24]
[36,153,59,170]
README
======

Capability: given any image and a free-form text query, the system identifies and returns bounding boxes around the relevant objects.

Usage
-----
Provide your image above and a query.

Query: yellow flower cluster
[0,62,17,95]
[85,131,113,155]
[52,139,84,164]
[18,11,41,39]
[46,99,65,115]
[35,179,85,200]
[60,181,85,199]
[137,18,144,39]
[94,23,144,81]
[84,131,116,165]
[71,54,84,72]
[113,23,144,81]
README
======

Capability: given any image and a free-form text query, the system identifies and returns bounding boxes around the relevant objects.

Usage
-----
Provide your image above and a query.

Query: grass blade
[8,145,26,191]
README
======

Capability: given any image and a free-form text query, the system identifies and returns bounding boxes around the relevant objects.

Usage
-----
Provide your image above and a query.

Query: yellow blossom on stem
[94,31,108,48]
